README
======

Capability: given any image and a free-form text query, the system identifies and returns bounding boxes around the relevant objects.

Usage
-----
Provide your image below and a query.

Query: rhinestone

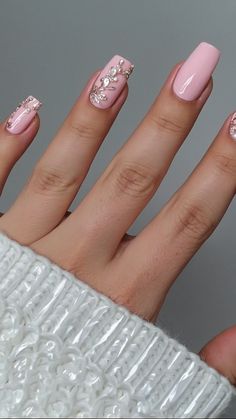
[230,126,236,139]
[103,77,110,87]
[109,67,117,76]
[90,94,99,104]
[119,59,124,65]
[99,93,107,100]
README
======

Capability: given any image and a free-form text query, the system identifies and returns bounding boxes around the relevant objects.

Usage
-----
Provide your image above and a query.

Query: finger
[1,55,133,244]
[0,96,41,194]
[200,326,236,386]
[119,111,236,318]
[46,42,219,266]
[60,210,71,223]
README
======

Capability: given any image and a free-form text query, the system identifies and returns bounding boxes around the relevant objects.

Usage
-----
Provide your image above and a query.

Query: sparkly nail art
[89,55,134,109]
[6,96,42,135]
[229,112,236,140]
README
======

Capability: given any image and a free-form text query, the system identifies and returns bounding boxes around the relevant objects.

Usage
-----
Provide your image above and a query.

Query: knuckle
[69,118,98,141]
[213,152,236,177]
[111,286,137,314]
[29,165,76,195]
[150,113,184,135]
[110,281,153,321]
[176,200,216,242]
[112,161,157,198]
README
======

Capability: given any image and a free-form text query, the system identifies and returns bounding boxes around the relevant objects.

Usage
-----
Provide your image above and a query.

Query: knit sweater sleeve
[0,232,233,418]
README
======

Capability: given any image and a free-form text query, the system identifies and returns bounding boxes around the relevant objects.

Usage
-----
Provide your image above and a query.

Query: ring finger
[117,111,236,320]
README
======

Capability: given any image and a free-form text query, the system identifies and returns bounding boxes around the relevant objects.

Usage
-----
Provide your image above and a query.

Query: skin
[0,62,236,385]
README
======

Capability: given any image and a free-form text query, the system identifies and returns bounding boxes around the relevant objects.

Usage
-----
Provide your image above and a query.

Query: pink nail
[173,42,221,101]
[229,113,236,140]
[6,96,42,134]
[89,54,134,109]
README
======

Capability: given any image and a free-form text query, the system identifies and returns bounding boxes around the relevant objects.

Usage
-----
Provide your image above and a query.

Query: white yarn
[0,232,233,418]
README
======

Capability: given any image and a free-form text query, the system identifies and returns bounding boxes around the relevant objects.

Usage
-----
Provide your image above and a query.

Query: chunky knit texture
[0,232,233,418]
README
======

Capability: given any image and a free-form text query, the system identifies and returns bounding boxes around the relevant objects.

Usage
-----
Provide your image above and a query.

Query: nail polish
[229,113,236,140]
[89,55,134,109]
[6,96,42,134]
[173,42,221,101]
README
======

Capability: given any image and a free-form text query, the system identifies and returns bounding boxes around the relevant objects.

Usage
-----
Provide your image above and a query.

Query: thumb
[199,326,236,386]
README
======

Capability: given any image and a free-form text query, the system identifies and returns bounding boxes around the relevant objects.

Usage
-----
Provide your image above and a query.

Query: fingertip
[161,61,184,93]
[110,83,129,113]
[215,111,236,141]
[165,60,213,108]
[196,77,214,106]
[0,113,41,150]
[15,113,41,142]
[200,326,236,385]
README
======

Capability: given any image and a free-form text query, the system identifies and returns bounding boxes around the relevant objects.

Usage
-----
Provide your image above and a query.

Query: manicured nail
[89,54,134,109]
[229,113,236,140]
[6,96,42,134]
[173,42,221,101]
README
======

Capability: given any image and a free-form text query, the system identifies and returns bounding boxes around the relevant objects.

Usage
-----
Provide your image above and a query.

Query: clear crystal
[98,93,107,100]
[109,67,117,76]
[230,125,236,139]
[103,77,110,87]
[90,94,100,104]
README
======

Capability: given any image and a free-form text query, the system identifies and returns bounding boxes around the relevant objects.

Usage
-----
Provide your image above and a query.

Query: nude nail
[173,42,221,101]
[6,96,42,134]
[89,54,134,109]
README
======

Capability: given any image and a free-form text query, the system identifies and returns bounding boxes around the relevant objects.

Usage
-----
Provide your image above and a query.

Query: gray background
[0,0,235,416]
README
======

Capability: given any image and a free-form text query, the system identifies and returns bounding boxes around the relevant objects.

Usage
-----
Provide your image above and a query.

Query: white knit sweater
[0,232,234,418]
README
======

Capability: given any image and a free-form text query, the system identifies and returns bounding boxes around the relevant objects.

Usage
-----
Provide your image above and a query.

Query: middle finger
[36,42,220,265]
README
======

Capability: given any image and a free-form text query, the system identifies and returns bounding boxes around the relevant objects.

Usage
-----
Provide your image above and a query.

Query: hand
[0,45,235,384]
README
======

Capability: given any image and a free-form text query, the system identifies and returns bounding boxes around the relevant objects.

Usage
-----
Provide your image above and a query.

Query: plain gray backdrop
[0,0,235,416]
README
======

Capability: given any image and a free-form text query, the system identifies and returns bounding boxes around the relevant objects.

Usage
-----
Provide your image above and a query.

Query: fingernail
[229,113,236,140]
[6,96,42,134]
[89,54,134,109]
[173,42,221,101]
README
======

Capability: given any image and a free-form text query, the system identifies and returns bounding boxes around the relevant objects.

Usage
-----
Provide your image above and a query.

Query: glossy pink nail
[6,96,42,134]
[173,42,221,101]
[89,54,134,109]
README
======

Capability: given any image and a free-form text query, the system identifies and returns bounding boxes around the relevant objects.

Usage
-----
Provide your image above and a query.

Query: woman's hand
[0,43,235,384]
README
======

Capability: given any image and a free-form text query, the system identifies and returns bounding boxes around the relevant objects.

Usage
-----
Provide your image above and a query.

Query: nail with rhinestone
[89,55,134,109]
[229,112,236,140]
[6,96,42,134]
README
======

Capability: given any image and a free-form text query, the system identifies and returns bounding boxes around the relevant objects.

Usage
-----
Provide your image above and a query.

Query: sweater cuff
[0,232,233,418]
